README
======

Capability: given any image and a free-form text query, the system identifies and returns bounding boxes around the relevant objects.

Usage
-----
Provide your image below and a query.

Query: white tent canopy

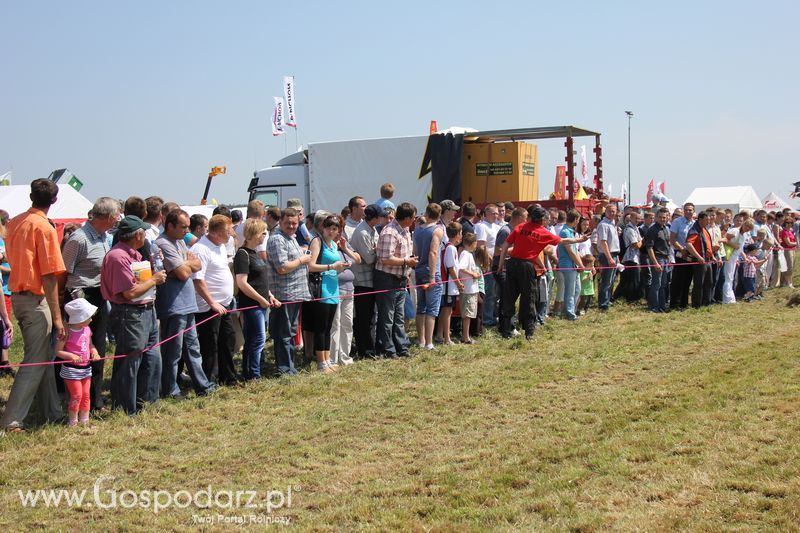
[0,184,94,220]
[761,192,793,211]
[684,186,762,213]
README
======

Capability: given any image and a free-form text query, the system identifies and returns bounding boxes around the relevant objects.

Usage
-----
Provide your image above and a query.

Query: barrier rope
[0,251,788,369]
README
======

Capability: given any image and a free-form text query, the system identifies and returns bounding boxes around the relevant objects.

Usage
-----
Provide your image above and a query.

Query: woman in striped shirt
[55,299,101,426]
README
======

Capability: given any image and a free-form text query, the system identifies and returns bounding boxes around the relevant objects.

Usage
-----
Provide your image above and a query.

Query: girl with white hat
[55,298,100,427]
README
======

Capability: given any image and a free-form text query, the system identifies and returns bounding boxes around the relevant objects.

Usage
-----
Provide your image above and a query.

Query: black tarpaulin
[419,133,464,204]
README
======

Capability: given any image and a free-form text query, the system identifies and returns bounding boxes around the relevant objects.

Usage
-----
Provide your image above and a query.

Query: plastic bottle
[150,241,164,272]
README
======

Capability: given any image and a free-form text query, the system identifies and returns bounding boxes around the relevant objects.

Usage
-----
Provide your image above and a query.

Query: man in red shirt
[497,206,588,339]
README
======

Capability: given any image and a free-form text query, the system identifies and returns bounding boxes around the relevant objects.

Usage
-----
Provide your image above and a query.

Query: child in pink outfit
[55,299,100,426]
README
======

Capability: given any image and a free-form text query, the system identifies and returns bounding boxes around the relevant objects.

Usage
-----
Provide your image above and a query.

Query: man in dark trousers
[497,206,588,339]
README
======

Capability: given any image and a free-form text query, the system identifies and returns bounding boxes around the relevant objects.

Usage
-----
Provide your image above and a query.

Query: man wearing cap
[438,200,460,244]
[101,215,167,415]
[1,179,67,432]
[497,206,588,339]
[61,196,119,411]
[350,204,381,358]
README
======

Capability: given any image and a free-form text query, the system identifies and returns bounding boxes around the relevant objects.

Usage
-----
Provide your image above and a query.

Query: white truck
[247,135,433,212]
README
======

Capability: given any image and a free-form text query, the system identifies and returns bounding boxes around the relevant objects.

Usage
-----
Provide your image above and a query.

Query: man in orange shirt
[1,179,67,432]
[686,211,715,308]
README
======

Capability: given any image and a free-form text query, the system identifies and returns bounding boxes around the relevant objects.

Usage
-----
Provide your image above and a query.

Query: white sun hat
[64,298,99,325]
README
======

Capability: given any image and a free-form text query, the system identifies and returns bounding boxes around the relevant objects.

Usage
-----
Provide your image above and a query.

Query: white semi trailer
[247,135,432,212]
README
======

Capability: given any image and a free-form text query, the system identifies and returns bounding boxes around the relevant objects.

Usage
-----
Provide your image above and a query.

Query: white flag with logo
[620,182,627,203]
[580,145,589,186]
[272,97,285,136]
[283,76,297,127]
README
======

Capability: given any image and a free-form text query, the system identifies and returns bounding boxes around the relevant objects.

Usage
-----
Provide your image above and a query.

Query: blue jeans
[374,270,411,356]
[597,255,618,309]
[483,272,498,325]
[269,303,301,375]
[242,307,267,379]
[416,276,442,317]
[110,304,162,415]
[561,269,578,320]
[648,259,669,311]
[160,313,214,397]
[742,276,756,295]
[537,275,551,320]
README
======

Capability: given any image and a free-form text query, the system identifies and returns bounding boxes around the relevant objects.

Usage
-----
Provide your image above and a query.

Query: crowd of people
[0,179,798,432]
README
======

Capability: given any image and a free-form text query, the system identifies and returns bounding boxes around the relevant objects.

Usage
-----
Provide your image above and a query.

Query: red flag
[646,179,655,203]
[658,181,665,194]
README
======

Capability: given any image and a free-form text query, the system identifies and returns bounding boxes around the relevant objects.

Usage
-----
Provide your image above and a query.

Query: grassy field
[1,277,799,530]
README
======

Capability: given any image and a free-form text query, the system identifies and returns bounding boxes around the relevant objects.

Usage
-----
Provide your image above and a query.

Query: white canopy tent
[0,184,93,220]
[684,186,762,213]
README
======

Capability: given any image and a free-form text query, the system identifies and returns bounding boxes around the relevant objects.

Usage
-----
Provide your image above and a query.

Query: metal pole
[625,111,633,204]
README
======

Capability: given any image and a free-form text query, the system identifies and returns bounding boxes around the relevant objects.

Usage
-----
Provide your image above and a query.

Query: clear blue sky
[2,1,799,207]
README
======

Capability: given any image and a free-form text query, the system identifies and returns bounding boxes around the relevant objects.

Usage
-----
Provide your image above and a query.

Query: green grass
[1,275,800,530]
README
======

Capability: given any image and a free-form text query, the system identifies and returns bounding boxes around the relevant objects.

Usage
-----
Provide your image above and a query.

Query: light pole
[625,111,633,204]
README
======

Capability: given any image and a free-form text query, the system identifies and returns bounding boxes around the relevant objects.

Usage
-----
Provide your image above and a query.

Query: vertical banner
[272,97,285,136]
[620,182,627,203]
[553,165,566,200]
[646,179,655,204]
[657,181,665,194]
[580,145,589,186]
[283,76,297,127]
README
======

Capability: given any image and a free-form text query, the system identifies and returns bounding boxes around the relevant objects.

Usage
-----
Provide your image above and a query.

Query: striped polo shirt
[62,222,110,289]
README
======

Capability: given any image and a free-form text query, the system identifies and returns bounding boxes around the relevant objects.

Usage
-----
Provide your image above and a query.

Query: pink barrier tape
[0,251,789,369]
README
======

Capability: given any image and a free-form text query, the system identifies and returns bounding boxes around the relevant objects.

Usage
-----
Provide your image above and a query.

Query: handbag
[308,238,324,299]
[0,319,10,350]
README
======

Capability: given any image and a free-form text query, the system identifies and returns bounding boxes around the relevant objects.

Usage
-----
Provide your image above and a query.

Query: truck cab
[247,150,309,208]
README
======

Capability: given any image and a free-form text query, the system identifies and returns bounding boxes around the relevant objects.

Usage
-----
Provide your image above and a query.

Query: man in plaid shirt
[374,202,418,358]
[266,208,312,375]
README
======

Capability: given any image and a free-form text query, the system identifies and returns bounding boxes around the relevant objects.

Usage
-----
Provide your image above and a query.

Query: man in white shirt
[143,196,164,243]
[475,204,501,326]
[191,214,240,385]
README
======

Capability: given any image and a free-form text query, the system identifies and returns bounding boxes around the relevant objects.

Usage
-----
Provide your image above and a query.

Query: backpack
[440,242,456,286]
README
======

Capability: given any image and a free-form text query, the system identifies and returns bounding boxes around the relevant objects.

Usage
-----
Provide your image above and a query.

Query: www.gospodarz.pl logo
[17,476,298,515]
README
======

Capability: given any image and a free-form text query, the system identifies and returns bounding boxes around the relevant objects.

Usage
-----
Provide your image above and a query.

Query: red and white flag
[283,76,297,127]
[580,145,589,186]
[645,179,655,203]
[657,181,665,194]
[272,97,285,136]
